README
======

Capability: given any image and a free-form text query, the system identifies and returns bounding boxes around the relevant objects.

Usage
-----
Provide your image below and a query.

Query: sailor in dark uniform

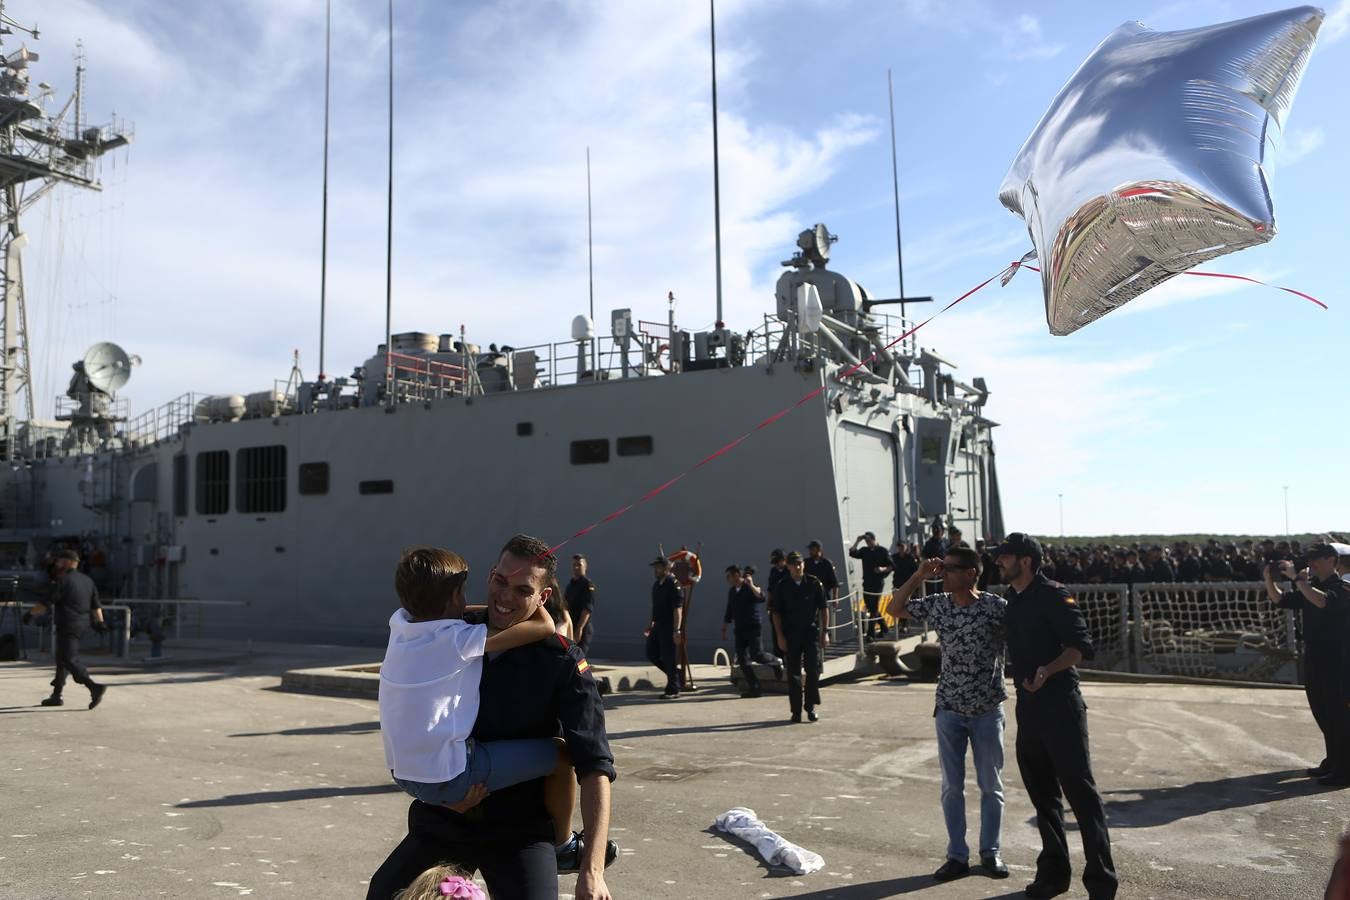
[721,565,781,697]
[28,549,108,709]
[564,553,597,657]
[849,532,893,639]
[1265,543,1350,786]
[996,532,1116,900]
[645,556,683,699]
[769,551,829,723]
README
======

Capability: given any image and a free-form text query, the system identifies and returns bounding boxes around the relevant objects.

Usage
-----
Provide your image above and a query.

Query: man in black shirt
[27,550,107,709]
[769,552,829,723]
[804,540,840,605]
[767,549,788,656]
[721,565,781,697]
[849,532,892,639]
[922,518,948,559]
[645,557,683,699]
[367,534,616,900]
[1265,543,1350,786]
[997,533,1116,900]
[564,554,597,657]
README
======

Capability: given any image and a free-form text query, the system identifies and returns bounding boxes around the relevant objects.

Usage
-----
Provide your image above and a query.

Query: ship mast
[0,1,130,459]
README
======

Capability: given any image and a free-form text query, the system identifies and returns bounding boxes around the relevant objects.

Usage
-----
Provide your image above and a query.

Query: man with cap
[849,532,893,640]
[996,532,1116,899]
[1264,542,1350,786]
[25,549,108,709]
[768,551,829,723]
[644,555,683,699]
[564,553,597,658]
[721,565,782,698]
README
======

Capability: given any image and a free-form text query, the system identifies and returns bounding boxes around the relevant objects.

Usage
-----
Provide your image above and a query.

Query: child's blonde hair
[393,864,486,900]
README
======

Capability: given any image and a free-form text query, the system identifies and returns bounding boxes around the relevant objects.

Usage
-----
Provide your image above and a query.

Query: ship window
[616,435,653,456]
[360,479,395,495]
[237,445,287,514]
[173,455,188,517]
[570,439,609,465]
[298,462,329,496]
[516,422,533,436]
[195,450,230,515]
[920,437,942,465]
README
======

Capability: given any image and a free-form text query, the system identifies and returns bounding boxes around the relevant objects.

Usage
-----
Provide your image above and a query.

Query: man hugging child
[378,547,580,863]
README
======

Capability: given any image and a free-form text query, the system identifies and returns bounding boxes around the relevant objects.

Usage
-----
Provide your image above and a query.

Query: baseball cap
[1303,543,1339,560]
[993,532,1043,563]
[785,551,804,564]
[1331,542,1350,558]
[807,540,822,549]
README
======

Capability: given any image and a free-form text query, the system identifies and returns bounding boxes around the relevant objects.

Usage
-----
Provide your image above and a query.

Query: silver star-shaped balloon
[999,5,1324,335]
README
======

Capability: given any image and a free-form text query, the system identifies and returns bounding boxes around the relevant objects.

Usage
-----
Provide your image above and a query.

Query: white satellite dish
[82,342,138,394]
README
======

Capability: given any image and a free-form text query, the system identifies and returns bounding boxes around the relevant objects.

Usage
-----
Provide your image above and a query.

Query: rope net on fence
[1134,582,1297,682]
[988,584,1129,673]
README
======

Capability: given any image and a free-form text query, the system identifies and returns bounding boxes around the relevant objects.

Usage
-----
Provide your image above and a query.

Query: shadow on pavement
[1102,767,1323,827]
[176,784,401,808]
[231,720,381,737]
[610,719,786,740]
[776,878,1022,898]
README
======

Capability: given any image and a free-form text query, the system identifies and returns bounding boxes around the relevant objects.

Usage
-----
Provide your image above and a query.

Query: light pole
[1282,485,1289,536]
[1058,493,1064,538]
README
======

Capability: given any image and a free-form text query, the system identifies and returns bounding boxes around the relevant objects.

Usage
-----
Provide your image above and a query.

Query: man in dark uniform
[564,553,597,657]
[721,565,781,697]
[767,549,789,656]
[922,518,948,559]
[367,534,616,900]
[1265,543,1350,786]
[769,551,829,723]
[26,549,108,709]
[645,556,683,699]
[996,533,1116,900]
[849,532,892,639]
[804,540,840,606]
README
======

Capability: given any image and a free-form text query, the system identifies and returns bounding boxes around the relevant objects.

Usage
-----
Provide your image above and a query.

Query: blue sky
[7,0,1348,536]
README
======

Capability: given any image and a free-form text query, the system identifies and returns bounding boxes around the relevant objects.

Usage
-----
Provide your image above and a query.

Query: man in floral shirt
[888,546,1009,883]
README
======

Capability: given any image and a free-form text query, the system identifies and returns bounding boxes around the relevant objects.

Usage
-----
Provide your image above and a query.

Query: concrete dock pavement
[0,641,1344,899]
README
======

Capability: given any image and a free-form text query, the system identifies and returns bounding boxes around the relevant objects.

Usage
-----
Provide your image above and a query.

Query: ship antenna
[887,68,907,327]
[383,0,395,406]
[587,146,597,373]
[318,0,332,382]
[709,0,724,329]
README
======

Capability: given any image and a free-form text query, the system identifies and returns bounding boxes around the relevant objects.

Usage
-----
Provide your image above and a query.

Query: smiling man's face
[486,551,551,631]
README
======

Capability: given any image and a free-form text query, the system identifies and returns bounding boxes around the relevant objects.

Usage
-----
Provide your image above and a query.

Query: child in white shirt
[379,546,561,812]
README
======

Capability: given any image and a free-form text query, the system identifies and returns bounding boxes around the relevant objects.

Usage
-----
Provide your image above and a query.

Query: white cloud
[1281,127,1325,164]
[1325,0,1349,43]
[1001,13,1067,61]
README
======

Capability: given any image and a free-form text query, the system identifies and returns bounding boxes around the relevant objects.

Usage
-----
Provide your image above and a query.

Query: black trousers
[1305,643,1349,773]
[645,627,679,693]
[862,590,887,638]
[52,629,94,693]
[734,625,779,689]
[366,829,556,900]
[784,636,821,716]
[1015,692,1117,899]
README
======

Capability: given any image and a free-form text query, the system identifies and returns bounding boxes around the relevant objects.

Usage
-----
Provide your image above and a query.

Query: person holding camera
[25,549,108,709]
[887,548,1010,883]
[1264,543,1350,786]
[721,565,782,698]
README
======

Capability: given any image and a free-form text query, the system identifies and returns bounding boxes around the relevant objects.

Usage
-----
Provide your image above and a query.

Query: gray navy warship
[0,10,1004,665]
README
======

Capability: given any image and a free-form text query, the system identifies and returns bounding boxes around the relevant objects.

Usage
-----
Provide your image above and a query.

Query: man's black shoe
[660,689,679,700]
[789,713,802,724]
[88,684,107,710]
[740,688,762,699]
[1317,772,1350,788]
[40,695,63,707]
[981,855,1009,878]
[806,709,819,722]
[772,663,784,681]
[556,830,619,873]
[1024,879,1070,898]
[933,859,969,882]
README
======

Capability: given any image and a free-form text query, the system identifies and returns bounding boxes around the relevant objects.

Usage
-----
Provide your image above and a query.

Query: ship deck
[0,642,1340,899]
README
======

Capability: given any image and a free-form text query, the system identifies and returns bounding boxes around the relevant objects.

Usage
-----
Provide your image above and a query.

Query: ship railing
[125,393,200,448]
[386,352,469,403]
[55,394,131,421]
[16,597,247,659]
[747,313,920,386]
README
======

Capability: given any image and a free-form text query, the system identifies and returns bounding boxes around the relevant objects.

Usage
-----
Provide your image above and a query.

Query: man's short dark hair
[395,546,469,619]
[770,548,786,563]
[725,564,741,574]
[742,565,756,576]
[572,553,586,561]
[497,533,557,584]
[55,548,79,562]
[945,546,981,574]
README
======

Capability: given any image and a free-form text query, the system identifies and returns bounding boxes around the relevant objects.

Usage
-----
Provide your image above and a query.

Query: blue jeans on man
[935,706,1005,862]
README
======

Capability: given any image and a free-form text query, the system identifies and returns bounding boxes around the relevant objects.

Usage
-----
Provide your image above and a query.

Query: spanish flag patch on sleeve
[1065,596,1077,605]
[577,659,591,674]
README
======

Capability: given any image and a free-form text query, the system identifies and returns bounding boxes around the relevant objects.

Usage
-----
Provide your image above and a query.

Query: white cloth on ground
[712,807,824,875]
